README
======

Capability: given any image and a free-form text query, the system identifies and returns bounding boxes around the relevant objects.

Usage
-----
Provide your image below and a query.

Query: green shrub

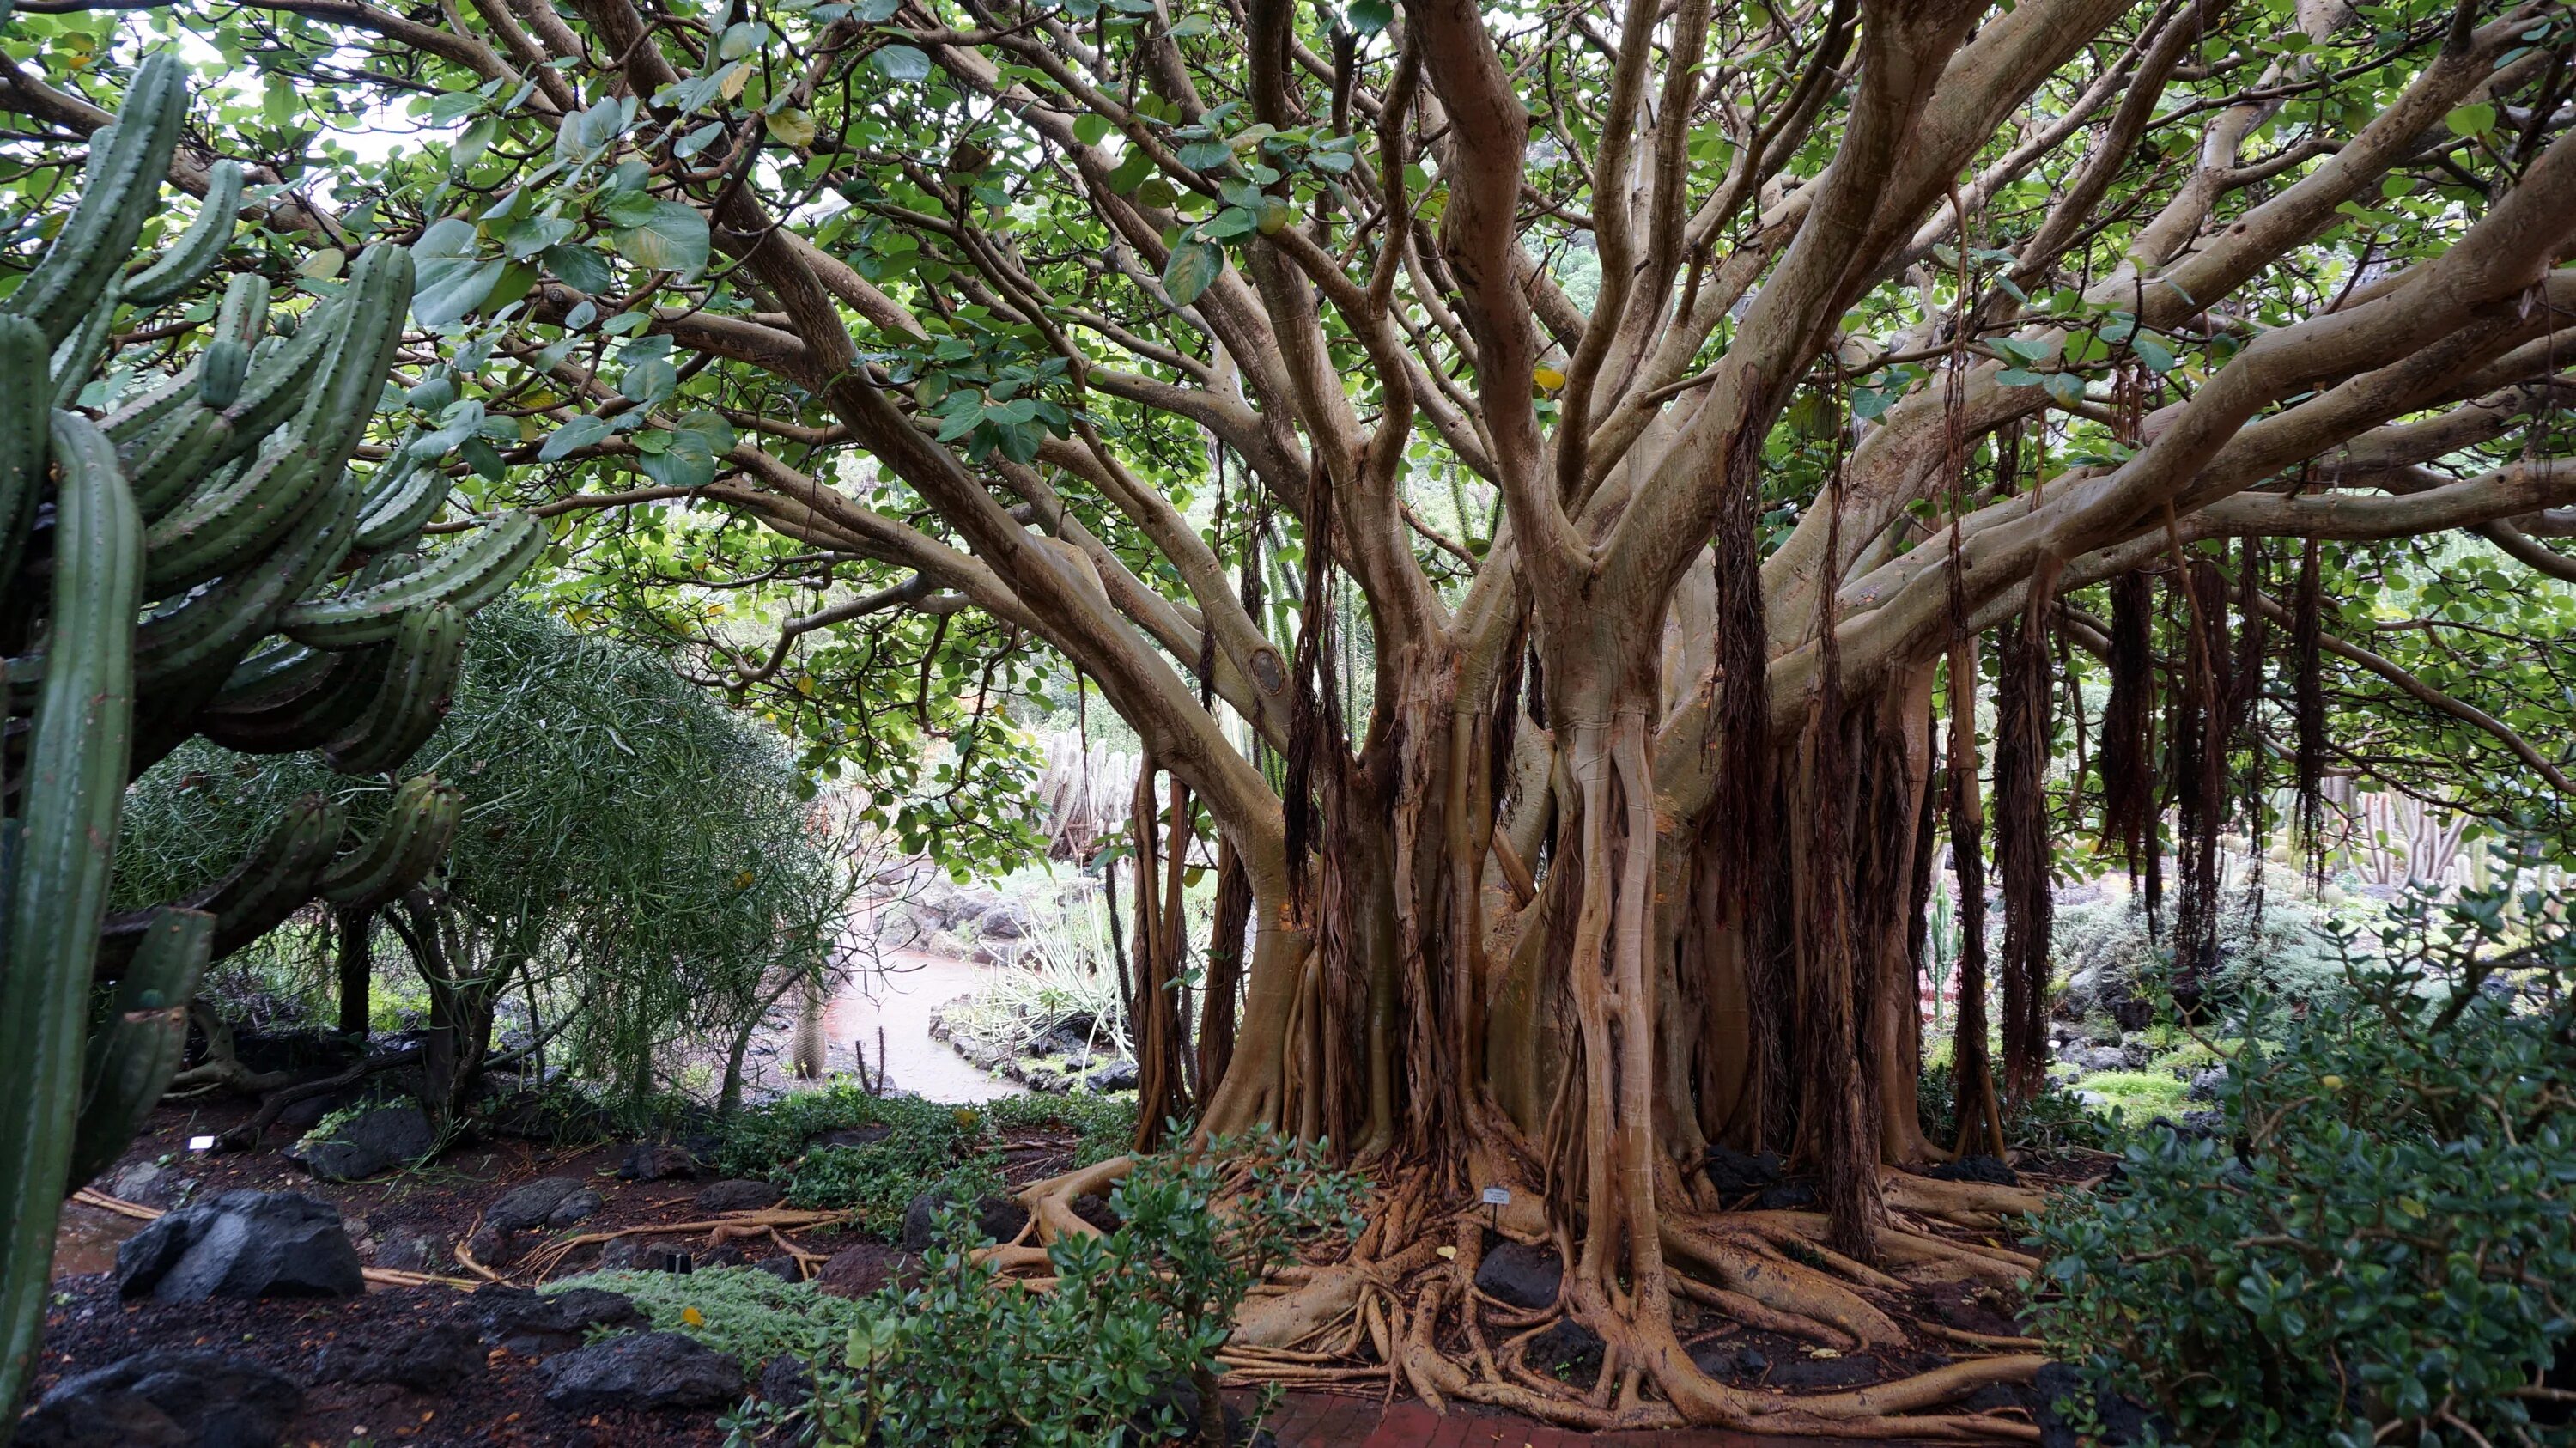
[2027,866,2576,1447]
[550,1267,872,1368]
[751,1130,1365,1447]
[714,1086,1140,1236]
[1917,1059,2114,1154]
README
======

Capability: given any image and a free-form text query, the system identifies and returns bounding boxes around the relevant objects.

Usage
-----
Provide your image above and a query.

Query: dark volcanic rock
[115,1192,364,1303]
[756,1354,814,1407]
[1524,1319,1605,1374]
[314,1317,483,1391]
[472,1283,644,1355]
[2186,1067,2229,1102]
[1768,1351,1876,1389]
[1070,1192,1124,1234]
[695,1178,786,1213]
[1926,1153,2020,1187]
[1702,1146,1783,1197]
[901,1189,1030,1250]
[1753,1181,1818,1211]
[485,1176,586,1232]
[16,1349,302,1448]
[809,1124,892,1150]
[1688,1342,1769,1380]
[617,1141,704,1181]
[537,1331,744,1413]
[546,1188,604,1228]
[1472,1240,1562,1310]
[1084,1059,1140,1092]
[285,1104,434,1182]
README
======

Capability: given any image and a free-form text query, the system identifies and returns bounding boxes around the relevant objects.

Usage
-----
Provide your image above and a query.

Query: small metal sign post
[1480,1184,1510,1234]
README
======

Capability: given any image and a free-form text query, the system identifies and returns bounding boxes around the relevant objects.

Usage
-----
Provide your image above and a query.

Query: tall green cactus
[0,55,538,1439]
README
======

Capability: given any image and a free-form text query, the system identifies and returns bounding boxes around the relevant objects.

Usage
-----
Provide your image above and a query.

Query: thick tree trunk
[333,906,373,1038]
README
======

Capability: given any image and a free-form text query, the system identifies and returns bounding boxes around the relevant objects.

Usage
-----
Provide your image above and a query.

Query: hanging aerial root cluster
[1000,1156,2055,1439]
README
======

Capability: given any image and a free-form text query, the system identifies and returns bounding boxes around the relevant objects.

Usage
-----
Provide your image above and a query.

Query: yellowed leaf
[1532,365,1566,390]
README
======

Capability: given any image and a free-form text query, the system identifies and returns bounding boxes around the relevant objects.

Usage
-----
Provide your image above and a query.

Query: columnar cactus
[0,53,540,1433]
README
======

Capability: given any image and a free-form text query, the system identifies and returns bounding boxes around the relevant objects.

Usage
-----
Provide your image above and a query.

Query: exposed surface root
[991,1155,2062,1439]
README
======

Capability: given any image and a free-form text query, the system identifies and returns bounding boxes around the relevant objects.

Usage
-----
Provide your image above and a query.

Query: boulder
[371,1229,445,1274]
[1926,1154,2020,1187]
[286,1104,434,1182]
[1702,1146,1783,1197]
[901,1189,1030,1251]
[1753,1182,1818,1211]
[2075,1046,2129,1074]
[617,1141,703,1182]
[2185,1068,2228,1102]
[546,1188,605,1229]
[314,1317,483,1392]
[106,1161,167,1204]
[484,1177,586,1233]
[978,902,1032,939]
[756,1354,814,1408]
[1070,1192,1124,1234]
[1084,1060,1140,1092]
[1472,1240,1562,1310]
[116,1192,364,1303]
[465,1223,519,1269]
[537,1331,744,1414]
[1688,1342,1769,1380]
[473,1284,644,1355]
[816,1244,902,1299]
[15,1350,302,1448]
[810,1124,892,1151]
[598,1236,692,1273]
[695,1179,786,1213]
[1524,1318,1605,1373]
[1126,1376,1255,1445]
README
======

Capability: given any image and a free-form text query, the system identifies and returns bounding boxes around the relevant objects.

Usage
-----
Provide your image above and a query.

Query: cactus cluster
[0,52,541,1428]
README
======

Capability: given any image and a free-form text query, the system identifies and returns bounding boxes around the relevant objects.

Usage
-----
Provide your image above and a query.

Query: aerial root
[999,1158,2053,1439]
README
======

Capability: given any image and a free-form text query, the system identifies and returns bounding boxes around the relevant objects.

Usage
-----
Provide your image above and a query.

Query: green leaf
[1166,12,1212,37]
[872,44,931,82]
[769,106,817,148]
[2445,102,2497,137]
[1177,140,1232,171]
[612,200,712,274]
[410,217,501,328]
[2042,371,2088,405]
[541,243,615,295]
[538,413,613,460]
[2132,334,2177,374]
[1072,113,1114,147]
[1347,0,1391,33]
[1161,240,1223,307]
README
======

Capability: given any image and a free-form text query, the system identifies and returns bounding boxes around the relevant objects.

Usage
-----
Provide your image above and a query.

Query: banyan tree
[12,0,2573,1432]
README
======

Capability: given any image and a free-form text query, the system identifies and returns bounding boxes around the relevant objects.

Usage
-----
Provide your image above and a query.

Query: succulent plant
[0,52,539,1431]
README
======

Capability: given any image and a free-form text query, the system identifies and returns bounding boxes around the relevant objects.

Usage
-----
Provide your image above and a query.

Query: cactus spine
[0,58,542,1439]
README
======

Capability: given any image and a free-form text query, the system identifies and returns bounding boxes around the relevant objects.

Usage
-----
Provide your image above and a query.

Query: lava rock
[116,1191,364,1303]
[809,1124,892,1150]
[1084,1059,1140,1092]
[2030,1360,2174,1447]
[1703,1146,1784,1197]
[546,1188,605,1229]
[314,1317,483,1392]
[15,1349,303,1448]
[1070,1192,1124,1234]
[901,1189,1030,1250]
[598,1236,691,1273]
[538,1331,744,1414]
[1524,1319,1605,1374]
[754,1256,803,1284]
[696,1178,786,1213]
[106,1161,167,1204]
[1753,1181,1818,1211]
[485,1177,586,1233]
[371,1229,445,1273]
[618,1141,705,1182]
[1926,1154,2020,1187]
[816,1244,909,1299]
[2185,1067,2229,1103]
[466,1223,519,1269]
[978,903,1032,940]
[285,1104,434,1182]
[1686,1342,1768,1380]
[1472,1240,1562,1310]
[1127,1376,1255,1445]
[2075,1046,2129,1074]
[756,1354,814,1408]
[473,1283,644,1354]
